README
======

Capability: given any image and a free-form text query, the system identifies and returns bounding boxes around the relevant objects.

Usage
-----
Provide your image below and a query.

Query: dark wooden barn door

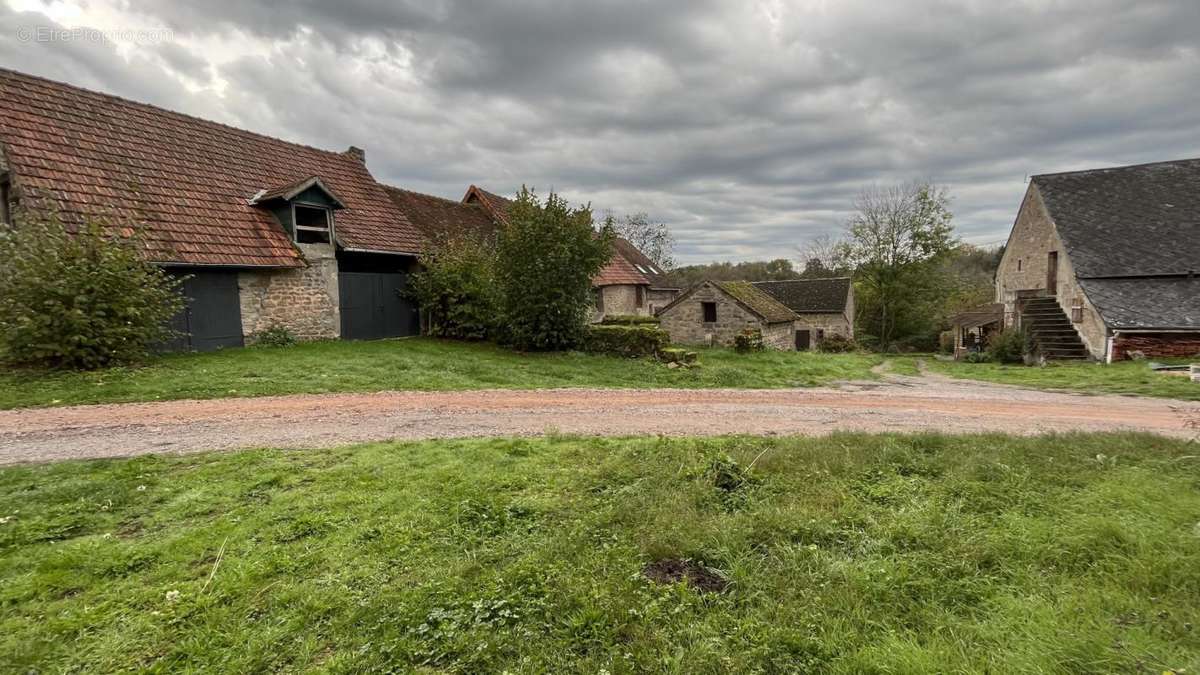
[339,272,419,340]
[1046,251,1058,294]
[795,329,811,351]
[163,270,245,352]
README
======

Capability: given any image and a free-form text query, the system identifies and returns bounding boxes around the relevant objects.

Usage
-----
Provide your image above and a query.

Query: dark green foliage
[0,217,184,369]
[581,324,668,358]
[986,326,1029,364]
[598,314,660,326]
[817,333,858,353]
[410,235,500,340]
[667,258,800,287]
[733,328,765,353]
[495,189,615,351]
[251,324,296,347]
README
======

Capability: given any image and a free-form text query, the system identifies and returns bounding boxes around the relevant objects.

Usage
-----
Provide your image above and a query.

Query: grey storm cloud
[3,0,1200,263]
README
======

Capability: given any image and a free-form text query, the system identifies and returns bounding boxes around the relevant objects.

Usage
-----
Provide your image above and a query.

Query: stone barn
[996,158,1200,361]
[656,280,798,350]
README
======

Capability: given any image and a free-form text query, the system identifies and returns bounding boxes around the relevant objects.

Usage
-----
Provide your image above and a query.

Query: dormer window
[293,204,332,244]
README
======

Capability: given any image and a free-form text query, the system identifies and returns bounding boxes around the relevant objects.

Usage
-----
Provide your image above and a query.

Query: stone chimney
[345,146,365,163]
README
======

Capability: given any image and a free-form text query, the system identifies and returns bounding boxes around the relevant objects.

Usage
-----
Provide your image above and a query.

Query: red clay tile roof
[383,185,497,243]
[612,237,676,289]
[0,67,424,267]
[462,185,515,223]
[595,245,651,286]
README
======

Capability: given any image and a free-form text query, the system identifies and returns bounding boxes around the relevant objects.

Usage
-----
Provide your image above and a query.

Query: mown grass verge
[918,357,1200,400]
[0,338,881,410]
[1,433,1198,672]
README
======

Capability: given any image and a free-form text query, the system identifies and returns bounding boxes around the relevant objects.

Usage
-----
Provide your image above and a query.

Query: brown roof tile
[0,68,425,267]
[383,185,497,243]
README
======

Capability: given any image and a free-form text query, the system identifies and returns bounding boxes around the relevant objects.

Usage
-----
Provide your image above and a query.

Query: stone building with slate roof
[996,158,1200,361]
[752,277,854,349]
[0,68,426,349]
[656,280,800,350]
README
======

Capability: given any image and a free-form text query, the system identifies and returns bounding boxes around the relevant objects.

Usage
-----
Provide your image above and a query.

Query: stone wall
[995,185,1108,359]
[762,322,793,350]
[647,288,678,316]
[593,283,654,322]
[239,242,340,341]
[658,281,791,349]
[793,312,853,349]
[1112,333,1200,360]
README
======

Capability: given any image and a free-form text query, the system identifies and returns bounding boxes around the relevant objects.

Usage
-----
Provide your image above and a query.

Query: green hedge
[581,324,668,357]
[599,314,661,326]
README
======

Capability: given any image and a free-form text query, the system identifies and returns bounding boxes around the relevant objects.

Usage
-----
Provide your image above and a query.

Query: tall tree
[841,182,956,351]
[495,188,615,351]
[611,212,675,269]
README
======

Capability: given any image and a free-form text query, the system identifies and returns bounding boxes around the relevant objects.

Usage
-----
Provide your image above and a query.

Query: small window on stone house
[1017,259,1022,271]
[0,176,11,225]
[702,301,717,323]
[594,287,605,313]
[636,286,645,308]
[816,328,825,343]
[293,204,332,244]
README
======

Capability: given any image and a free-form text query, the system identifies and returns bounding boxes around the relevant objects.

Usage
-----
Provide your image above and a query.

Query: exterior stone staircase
[1020,296,1089,360]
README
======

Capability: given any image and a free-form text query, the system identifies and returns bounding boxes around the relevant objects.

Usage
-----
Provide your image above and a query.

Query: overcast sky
[3,1,1199,265]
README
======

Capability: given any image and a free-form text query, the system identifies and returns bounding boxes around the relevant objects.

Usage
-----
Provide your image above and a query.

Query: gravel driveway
[0,372,1193,465]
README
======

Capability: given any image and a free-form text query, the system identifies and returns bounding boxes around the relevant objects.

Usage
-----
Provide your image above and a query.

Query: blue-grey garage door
[163,270,245,352]
[339,272,419,340]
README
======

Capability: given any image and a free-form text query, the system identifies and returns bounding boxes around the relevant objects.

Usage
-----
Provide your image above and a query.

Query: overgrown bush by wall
[986,326,1028,364]
[0,217,184,370]
[410,234,500,341]
[581,324,668,358]
[733,328,765,354]
[251,324,297,347]
[817,334,858,353]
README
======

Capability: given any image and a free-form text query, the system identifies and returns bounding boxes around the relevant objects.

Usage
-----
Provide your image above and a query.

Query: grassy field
[917,357,1200,400]
[1,433,1198,672]
[0,338,881,410]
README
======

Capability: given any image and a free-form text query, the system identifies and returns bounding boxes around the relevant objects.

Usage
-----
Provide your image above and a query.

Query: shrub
[495,189,615,351]
[599,314,660,326]
[938,330,955,354]
[251,324,297,347]
[410,234,500,340]
[733,328,765,354]
[0,217,184,369]
[580,324,668,358]
[817,334,858,353]
[986,326,1028,364]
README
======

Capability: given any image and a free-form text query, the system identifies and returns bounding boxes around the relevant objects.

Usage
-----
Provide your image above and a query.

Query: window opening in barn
[636,286,645,307]
[294,204,332,244]
[0,176,11,225]
[702,301,717,323]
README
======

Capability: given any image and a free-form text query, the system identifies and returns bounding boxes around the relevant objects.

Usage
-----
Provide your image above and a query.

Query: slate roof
[1078,277,1200,330]
[383,186,497,244]
[752,277,851,314]
[715,281,798,323]
[613,237,677,289]
[0,67,424,267]
[1033,159,1200,278]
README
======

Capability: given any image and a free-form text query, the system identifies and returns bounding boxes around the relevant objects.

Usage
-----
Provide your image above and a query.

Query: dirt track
[0,371,1193,465]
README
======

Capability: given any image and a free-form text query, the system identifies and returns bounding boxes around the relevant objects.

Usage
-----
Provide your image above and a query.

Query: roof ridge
[0,66,360,164]
[752,276,851,283]
[1032,156,1200,179]
[386,184,489,209]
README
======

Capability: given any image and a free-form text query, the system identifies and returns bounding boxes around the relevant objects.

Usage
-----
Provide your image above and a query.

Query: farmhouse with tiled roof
[0,67,426,349]
[996,158,1200,361]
